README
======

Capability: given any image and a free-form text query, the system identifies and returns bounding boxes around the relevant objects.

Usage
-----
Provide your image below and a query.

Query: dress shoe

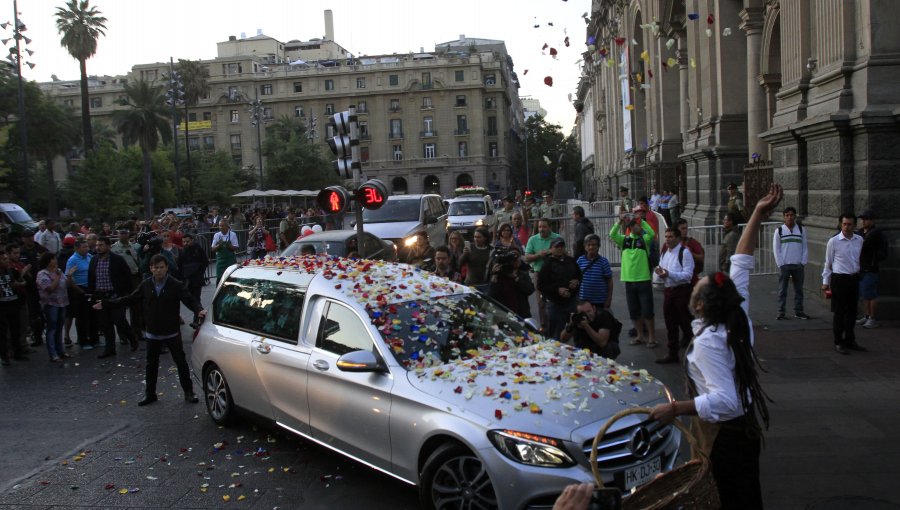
[776,313,786,320]
[834,345,849,355]
[97,352,116,359]
[794,312,811,320]
[137,396,158,407]
[184,393,199,404]
[846,342,868,352]
[655,354,679,364]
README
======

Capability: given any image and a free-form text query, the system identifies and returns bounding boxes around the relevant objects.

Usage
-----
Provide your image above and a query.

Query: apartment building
[41,13,525,198]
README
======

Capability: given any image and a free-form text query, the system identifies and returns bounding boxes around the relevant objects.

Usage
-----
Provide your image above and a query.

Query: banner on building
[178,120,212,131]
[620,49,633,153]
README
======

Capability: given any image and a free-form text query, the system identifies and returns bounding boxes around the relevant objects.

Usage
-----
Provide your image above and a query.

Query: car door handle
[313,359,329,371]
[256,343,272,355]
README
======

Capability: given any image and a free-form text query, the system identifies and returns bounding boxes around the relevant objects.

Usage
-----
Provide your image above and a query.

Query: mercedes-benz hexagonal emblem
[629,426,652,458]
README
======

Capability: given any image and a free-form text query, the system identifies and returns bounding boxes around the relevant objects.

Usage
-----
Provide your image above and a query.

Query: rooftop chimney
[325,10,334,41]
[229,35,236,41]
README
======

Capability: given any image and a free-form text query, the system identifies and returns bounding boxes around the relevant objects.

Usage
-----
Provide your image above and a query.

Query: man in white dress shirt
[822,213,865,354]
[654,226,695,364]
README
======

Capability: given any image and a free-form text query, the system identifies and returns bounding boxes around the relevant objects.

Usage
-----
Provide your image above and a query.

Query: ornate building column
[741,7,767,160]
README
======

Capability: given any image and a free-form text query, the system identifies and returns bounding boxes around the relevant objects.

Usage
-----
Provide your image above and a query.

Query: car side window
[485,198,493,215]
[213,276,304,344]
[362,234,382,259]
[316,302,373,356]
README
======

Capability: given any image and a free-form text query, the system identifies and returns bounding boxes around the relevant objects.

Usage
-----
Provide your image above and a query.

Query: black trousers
[70,287,98,346]
[710,416,763,509]
[94,292,136,355]
[830,273,858,346]
[0,304,23,359]
[663,284,692,355]
[144,334,194,398]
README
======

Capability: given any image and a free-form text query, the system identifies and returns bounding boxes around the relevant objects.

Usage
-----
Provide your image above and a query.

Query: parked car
[281,230,396,261]
[354,194,447,262]
[191,257,681,510]
[0,203,39,237]
[446,194,496,239]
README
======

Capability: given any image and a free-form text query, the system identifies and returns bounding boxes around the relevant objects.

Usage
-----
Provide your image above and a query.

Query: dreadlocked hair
[697,272,772,430]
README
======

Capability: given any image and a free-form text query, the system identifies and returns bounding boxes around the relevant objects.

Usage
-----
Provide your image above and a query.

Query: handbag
[264,233,276,253]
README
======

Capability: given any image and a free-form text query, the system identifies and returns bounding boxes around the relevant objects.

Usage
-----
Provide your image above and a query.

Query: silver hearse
[191,256,681,509]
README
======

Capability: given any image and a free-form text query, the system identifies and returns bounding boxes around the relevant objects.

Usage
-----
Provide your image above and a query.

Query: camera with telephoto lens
[137,231,162,249]
[494,247,519,265]
[565,311,588,333]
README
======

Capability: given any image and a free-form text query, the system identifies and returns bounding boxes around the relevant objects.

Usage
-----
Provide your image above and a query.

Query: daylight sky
[7,0,590,133]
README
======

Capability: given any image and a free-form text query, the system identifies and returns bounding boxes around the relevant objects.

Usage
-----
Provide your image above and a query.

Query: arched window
[391,177,408,195]
[455,173,474,188]
[423,175,440,195]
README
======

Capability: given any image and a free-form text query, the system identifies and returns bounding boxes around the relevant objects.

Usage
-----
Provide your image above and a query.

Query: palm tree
[55,0,107,156]
[175,59,210,200]
[29,99,81,218]
[112,80,171,216]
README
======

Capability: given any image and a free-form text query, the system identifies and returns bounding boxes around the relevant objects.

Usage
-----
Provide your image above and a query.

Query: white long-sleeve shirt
[773,223,808,266]
[821,232,863,285]
[687,254,754,423]
[659,243,694,288]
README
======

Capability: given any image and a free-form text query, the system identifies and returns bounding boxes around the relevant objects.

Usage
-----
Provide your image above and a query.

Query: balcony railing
[389,131,404,139]
[486,129,498,136]
[420,83,433,90]
[454,129,470,136]
[389,106,401,112]
[420,130,437,138]
[359,133,371,140]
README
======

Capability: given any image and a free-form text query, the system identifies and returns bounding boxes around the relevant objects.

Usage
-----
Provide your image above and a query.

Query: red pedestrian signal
[317,186,351,214]
[356,179,389,210]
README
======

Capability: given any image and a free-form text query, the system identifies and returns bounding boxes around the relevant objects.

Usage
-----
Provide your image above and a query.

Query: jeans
[777,264,805,314]
[663,285,692,353]
[545,299,576,341]
[43,305,66,359]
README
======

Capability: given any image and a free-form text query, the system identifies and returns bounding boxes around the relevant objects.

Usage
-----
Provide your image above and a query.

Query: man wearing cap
[727,183,744,222]
[609,209,658,347]
[537,237,581,340]
[856,209,888,329]
[495,197,518,235]
[719,212,742,273]
[618,186,634,215]
[525,218,562,331]
[773,206,809,320]
[822,213,865,354]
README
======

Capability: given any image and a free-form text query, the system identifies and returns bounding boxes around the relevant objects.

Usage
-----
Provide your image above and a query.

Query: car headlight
[488,429,575,468]
[403,236,418,247]
[475,219,484,226]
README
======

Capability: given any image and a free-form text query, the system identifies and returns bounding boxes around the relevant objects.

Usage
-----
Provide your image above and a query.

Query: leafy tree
[26,97,81,218]
[515,115,581,195]
[112,79,171,216]
[191,150,246,208]
[55,0,107,155]
[261,115,341,191]
[63,143,139,220]
[175,59,210,201]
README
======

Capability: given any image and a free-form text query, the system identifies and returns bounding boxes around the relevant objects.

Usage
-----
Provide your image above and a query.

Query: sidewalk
[605,270,900,509]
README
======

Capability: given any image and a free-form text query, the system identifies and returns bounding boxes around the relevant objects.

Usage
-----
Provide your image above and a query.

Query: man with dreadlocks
[649,183,780,510]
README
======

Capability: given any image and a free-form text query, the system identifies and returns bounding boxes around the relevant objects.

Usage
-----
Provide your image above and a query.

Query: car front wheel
[203,365,234,426]
[420,443,497,510]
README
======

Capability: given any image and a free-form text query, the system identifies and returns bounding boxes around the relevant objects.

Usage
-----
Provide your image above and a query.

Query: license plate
[624,456,661,490]
[457,229,469,234]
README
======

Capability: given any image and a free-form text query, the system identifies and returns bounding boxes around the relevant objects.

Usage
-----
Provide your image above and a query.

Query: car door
[306,299,394,471]
[361,233,387,260]
[247,280,312,435]
[424,197,446,246]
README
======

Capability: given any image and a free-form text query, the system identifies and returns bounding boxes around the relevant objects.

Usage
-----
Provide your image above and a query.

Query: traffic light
[327,111,359,179]
[356,179,389,210]
[317,186,351,215]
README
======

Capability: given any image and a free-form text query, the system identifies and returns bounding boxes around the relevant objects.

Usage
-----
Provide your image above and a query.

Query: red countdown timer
[317,186,350,214]
[357,180,389,210]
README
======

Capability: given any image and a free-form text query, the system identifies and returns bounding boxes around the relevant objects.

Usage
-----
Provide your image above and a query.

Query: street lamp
[165,57,184,205]
[3,0,34,210]
[248,90,265,190]
[523,126,531,192]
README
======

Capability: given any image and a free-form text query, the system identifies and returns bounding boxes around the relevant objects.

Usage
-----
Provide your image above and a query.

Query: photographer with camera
[487,246,534,318]
[609,208,657,348]
[138,231,176,279]
[559,300,621,360]
[537,238,581,340]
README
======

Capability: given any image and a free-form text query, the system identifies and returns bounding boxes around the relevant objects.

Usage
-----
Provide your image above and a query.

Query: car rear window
[448,201,486,216]
[213,276,305,344]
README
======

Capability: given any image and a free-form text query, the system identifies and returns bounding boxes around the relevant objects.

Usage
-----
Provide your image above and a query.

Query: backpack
[647,238,660,269]
[777,223,803,238]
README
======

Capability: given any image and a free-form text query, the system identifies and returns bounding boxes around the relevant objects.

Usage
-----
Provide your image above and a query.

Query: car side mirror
[424,215,437,225]
[336,350,384,373]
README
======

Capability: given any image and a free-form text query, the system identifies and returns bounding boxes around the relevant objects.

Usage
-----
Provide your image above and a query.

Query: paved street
[1,266,899,509]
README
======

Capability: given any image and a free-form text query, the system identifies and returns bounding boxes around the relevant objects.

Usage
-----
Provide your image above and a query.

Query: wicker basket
[590,407,720,510]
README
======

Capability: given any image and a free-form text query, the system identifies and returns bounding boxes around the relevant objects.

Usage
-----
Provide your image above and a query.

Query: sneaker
[863,318,879,329]
[628,338,645,346]
[856,316,869,325]
[794,312,811,320]
[834,344,849,355]
[647,340,659,348]
[776,313,787,320]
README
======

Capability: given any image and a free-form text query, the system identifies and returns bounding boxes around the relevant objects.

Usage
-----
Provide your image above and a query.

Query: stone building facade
[577,0,898,310]
[41,14,524,199]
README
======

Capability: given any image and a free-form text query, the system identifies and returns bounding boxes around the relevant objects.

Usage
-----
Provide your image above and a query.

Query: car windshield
[4,210,33,223]
[368,292,543,371]
[362,199,420,223]
[448,202,485,216]
[281,240,345,257]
